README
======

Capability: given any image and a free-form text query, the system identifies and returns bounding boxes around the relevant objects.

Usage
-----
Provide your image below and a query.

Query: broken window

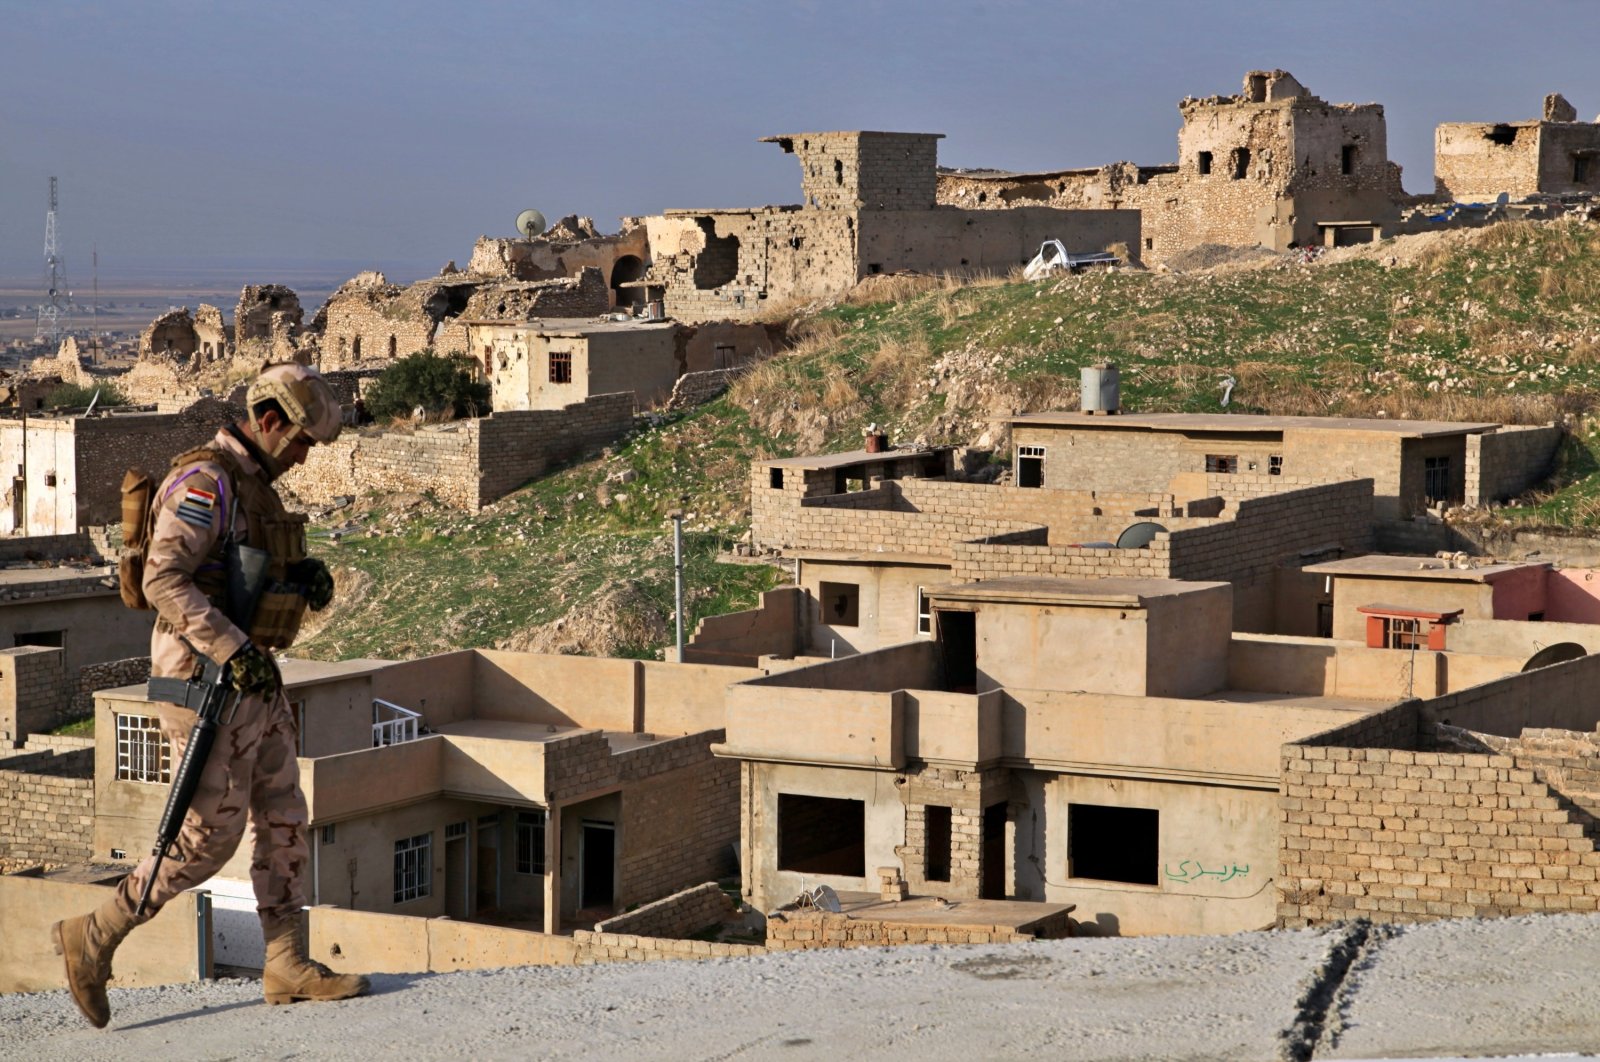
[515,810,546,874]
[1486,124,1519,147]
[1341,144,1357,175]
[393,832,432,903]
[833,158,844,186]
[1247,73,1268,102]
[1205,454,1238,474]
[924,805,952,882]
[1231,148,1251,180]
[690,219,740,290]
[1016,444,1045,488]
[1197,151,1213,175]
[1423,455,1452,502]
[1269,454,1283,476]
[917,586,932,634]
[777,794,864,877]
[549,350,573,384]
[818,581,859,627]
[115,714,170,784]
[769,467,784,490]
[1068,803,1158,885]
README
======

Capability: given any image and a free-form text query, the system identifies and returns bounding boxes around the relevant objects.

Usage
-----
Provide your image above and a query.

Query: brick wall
[764,907,1072,950]
[665,368,743,412]
[0,738,94,869]
[593,881,736,938]
[281,392,635,511]
[616,738,740,905]
[569,929,763,964]
[1467,426,1562,506]
[897,765,1011,898]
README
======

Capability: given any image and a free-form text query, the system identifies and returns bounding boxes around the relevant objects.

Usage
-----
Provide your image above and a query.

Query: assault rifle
[134,543,271,917]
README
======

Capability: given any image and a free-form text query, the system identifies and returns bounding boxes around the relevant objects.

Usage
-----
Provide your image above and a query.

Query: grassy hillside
[294,219,1600,663]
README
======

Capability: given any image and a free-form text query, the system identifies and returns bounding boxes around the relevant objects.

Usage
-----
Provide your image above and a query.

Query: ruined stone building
[1435,92,1600,201]
[635,131,1139,322]
[467,216,650,308]
[137,305,228,364]
[311,267,611,372]
[938,69,1410,259]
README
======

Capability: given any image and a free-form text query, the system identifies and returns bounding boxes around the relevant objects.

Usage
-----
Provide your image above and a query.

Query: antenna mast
[34,177,71,343]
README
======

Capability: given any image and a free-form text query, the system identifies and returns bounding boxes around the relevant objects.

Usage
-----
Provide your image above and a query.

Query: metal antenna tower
[34,177,71,343]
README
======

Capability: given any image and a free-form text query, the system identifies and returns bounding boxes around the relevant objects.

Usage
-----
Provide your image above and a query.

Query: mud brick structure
[313,267,611,370]
[1436,93,1600,201]
[638,131,1139,322]
[280,391,634,511]
[940,69,1411,260]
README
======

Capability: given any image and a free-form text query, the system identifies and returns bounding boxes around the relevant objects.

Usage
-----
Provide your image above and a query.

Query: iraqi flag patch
[175,487,217,528]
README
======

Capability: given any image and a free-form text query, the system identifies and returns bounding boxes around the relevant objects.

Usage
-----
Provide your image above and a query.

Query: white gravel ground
[4,916,1599,1061]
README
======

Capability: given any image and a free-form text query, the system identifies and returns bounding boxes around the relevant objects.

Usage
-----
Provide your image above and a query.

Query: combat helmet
[246,363,343,458]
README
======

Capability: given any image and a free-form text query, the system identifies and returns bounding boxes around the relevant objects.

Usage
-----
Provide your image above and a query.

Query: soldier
[52,363,370,1028]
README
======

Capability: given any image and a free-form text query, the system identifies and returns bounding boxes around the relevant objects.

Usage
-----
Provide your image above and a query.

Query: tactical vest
[152,443,310,650]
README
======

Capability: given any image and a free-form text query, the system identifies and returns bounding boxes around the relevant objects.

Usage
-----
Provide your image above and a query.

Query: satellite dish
[1522,642,1586,672]
[1116,521,1168,549]
[515,209,547,240]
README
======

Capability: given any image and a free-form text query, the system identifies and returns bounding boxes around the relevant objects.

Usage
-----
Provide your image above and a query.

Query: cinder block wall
[0,738,94,869]
[593,881,735,938]
[1466,426,1562,506]
[0,646,66,747]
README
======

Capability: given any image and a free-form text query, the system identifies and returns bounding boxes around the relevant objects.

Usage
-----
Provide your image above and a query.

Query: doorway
[475,815,500,914]
[939,610,977,693]
[980,802,1007,899]
[579,820,616,910]
[444,822,470,920]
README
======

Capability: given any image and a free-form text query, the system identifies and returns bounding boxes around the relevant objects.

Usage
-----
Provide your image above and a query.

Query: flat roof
[434,719,691,752]
[761,445,952,470]
[759,131,945,141]
[791,549,951,565]
[1303,555,1544,583]
[927,576,1226,608]
[1009,411,1501,438]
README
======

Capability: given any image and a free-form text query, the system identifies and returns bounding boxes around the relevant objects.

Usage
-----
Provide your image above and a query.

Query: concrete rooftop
[927,576,1226,608]
[760,445,952,470]
[1304,554,1544,582]
[1010,410,1501,437]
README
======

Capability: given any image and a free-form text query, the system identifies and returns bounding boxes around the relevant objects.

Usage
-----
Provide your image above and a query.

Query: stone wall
[764,906,1073,950]
[665,368,743,412]
[1467,426,1563,506]
[569,928,763,964]
[897,764,1011,899]
[592,881,736,939]
[69,398,238,528]
[0,737,94,869]
[235,285,303,344]
[280,392,634,511]
[70,657,150,721]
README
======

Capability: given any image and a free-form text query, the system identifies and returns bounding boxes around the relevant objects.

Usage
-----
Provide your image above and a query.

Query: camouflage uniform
[112,426,309,928]
[53,363,365,1028]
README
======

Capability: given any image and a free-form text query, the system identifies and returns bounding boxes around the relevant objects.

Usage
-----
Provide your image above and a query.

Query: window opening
[1423,456,1452,502]
[1231,148,1251,180]
[549,349,573,384]
[352,337,361,358]
[1017,444,1045,488]
[981,803,1007,899]
[1205,454,1238,474]
[1576,156,1592,184]
[1268,454,1283,476]
[393,832,432,903]
[917,587,932,635]
[1197,151,1213,175]
[769,467,784,489]
[925,805,952,882]
[777,794,865,877]
[15,630,63,649]
[938,609,978,693]
[1382,616,1425,650]
[320,825,336,845]
[115,714,171,783]
[818,581,860,627]
[1068,804,1158,885]
[1341,144,1357,175]
[387,335,397,359]
[1316,602,1334,638]
[516,810,547,874]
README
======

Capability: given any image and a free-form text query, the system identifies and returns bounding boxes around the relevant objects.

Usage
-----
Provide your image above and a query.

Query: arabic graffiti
[1164,860,1250,885]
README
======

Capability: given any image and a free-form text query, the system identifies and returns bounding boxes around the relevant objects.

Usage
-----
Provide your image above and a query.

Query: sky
[2,0,1599,284]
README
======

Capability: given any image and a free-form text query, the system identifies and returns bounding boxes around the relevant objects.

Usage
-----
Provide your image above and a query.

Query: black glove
[290,558,335,612]
[227,643,280,698]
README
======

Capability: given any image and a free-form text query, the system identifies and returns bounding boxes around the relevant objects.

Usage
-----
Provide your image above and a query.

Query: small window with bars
[548,349,573,384]
[115,714,171,783]
[393,832,432,904]
[1424,456,1452,503]
[445,821,469,840]
[516,810,547,874]
[1268,454,1283,476]
[1382,617,1426,650]
[1205,454,1238,474]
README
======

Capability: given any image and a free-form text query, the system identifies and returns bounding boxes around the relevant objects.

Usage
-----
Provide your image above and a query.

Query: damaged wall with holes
[311,268,610,371]
[468,217,651,309]
[638,131,1139,322]
[938,70,1409,260]
[234,285,303,358]
[1435,93,1600,201]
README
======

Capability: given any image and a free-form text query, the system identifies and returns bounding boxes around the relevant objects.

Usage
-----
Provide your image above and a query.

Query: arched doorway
[610,255,646,308]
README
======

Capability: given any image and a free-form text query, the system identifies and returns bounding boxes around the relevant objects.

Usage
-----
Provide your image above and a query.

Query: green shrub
[363,349,489,421]
[43,381,126,409]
